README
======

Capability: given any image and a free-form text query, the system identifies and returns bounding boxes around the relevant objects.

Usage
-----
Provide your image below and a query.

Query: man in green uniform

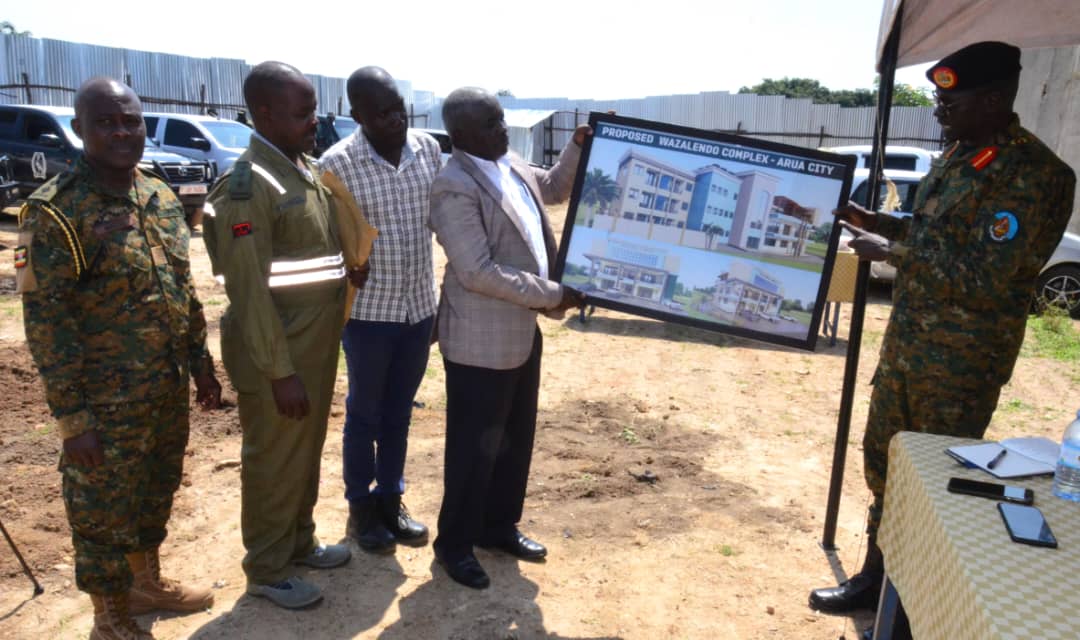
[202,61,351,610]
[17,77,222,640]
[810,41,1076,624]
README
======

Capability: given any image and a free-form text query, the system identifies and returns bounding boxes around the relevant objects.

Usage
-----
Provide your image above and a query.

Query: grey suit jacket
[429,141,581,370]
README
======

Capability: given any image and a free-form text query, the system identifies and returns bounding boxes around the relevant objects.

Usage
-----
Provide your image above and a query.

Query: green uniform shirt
[203,136,344,381]
[875,116,1076,384]
[17,157,212,440]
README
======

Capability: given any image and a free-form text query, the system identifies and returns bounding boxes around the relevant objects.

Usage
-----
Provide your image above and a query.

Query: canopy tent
[820,0,1080,550]
[877,0,1080,69]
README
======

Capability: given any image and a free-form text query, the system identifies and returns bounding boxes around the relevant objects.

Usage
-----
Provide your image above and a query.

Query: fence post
[21,73,32,104]
[337,96,342,116]
[818,125,826,148]
[200,85,207,115]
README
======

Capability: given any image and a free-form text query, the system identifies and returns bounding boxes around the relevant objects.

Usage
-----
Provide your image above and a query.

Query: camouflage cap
[926,41,1022,92]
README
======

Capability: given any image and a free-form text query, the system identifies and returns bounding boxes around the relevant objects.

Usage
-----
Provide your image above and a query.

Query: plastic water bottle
[1052,409,1080,501]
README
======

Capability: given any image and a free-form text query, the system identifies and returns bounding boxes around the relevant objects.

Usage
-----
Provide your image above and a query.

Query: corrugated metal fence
[497,94,942,165]
[1,33,942,161]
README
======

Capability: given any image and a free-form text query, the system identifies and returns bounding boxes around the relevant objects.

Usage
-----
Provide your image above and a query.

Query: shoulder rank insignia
[228,161,253,201]
[232,222,253,237]
[970,146,998,171]
[989,211,1019,242]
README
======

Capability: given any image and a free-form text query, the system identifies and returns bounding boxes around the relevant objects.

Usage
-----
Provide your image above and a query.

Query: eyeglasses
[933,92,979,117]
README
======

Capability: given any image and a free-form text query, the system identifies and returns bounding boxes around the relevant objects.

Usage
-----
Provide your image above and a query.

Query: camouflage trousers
[61,384,190,595]
[862,343,1002,537]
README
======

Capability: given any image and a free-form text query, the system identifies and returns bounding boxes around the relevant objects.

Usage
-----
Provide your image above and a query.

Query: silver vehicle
[1036,231,1080,317]
[143,112,252,177]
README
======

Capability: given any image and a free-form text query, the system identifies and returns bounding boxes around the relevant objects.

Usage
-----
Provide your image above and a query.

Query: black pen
[987,448,1008,470]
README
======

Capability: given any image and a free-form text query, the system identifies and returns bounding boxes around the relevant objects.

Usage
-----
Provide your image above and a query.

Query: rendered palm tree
[580,168,618,228]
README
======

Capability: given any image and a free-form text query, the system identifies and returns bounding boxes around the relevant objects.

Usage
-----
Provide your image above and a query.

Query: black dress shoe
[435,551,490,589]
[375,494,428,546]
[807,571,882,613]
[479,530,547,561]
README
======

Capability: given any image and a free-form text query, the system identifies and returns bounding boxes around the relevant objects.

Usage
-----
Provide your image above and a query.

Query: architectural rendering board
[554,113,855,351]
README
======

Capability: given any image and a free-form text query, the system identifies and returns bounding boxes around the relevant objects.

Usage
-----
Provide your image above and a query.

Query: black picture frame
[553,112,856,351]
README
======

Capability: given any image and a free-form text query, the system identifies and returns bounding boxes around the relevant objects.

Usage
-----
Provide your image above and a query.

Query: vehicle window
[143,116,159,138]
[430,133,452,154]
[0,108,16,139]
[25,113,61,142]
[201,121,252,148]
[883,155,917,171]
[851,179,922,214]
[163,120,203,148]
[51,115,82,147]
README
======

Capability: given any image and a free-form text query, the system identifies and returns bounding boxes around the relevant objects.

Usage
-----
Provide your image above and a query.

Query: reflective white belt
[268,252,345,288]
[214,253,346,288]
[202,202,216,218]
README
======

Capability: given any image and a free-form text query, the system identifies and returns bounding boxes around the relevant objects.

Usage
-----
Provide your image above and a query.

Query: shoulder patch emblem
[14,245,28,268]
[989,211,1019,242]
[970,146,998,171]
[232,222,253,237]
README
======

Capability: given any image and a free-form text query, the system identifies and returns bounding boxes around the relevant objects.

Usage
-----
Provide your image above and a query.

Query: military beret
[926,41,1022,92]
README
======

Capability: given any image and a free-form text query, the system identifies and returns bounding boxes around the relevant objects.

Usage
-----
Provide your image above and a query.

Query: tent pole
[820,2,903,550]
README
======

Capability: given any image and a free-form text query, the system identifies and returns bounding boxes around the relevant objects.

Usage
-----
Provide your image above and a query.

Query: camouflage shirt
[875,116,1076,384]
[16,157,212,440]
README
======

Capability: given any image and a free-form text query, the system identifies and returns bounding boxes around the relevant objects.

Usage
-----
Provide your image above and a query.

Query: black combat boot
[376,493,429,546]
[347,496,395,554]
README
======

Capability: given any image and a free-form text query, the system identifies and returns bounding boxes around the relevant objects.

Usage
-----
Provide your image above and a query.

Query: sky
[2,0,934,100]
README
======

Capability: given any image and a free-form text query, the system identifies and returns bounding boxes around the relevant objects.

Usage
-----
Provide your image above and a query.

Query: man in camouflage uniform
[810,41,1076,622]
[16,77,222,640]
[202,61,351,610]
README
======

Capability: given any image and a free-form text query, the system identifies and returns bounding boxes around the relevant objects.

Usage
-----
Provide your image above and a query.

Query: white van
[143,112,252,177]
[823,144,938,174]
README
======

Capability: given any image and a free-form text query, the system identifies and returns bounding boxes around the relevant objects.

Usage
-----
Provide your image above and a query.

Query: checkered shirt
[318,129,441,323]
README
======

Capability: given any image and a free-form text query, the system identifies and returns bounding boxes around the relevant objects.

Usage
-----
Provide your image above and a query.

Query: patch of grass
[0,297,21,317]
[1000,398,1032,413]
[1024,307,1080,362]
[620,426,639,445]
[716,544,736,557]
[30,422,56,438]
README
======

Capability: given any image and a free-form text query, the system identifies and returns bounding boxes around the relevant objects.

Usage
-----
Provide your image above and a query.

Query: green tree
[0,21,31,36]
[496,89,515,98]
[739,77,931,107]
[811,221,833,243]
[580,168,618,228]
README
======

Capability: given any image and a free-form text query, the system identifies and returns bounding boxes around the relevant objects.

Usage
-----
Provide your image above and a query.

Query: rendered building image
[608,150,816,257]
[583,238,681,303]
[708,261,785,319]
[612,150,695,228]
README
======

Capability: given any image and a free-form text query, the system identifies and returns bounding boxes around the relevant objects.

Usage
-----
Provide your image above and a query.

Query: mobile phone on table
[947,477,1034,505]
[997,503,1058,548]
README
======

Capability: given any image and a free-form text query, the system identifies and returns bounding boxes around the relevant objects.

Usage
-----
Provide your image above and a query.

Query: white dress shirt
[462,151,549,279]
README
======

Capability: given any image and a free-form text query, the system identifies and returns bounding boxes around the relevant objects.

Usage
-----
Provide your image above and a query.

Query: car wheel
[1035,264,1080,318]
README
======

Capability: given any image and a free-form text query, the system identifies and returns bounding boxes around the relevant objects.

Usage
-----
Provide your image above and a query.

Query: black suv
[0,104,213,224]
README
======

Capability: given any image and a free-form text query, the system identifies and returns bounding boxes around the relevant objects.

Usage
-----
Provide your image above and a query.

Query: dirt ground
[0,206,1077,640]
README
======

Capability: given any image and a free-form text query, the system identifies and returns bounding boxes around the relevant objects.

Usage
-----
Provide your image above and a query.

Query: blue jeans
[341,316,433,503]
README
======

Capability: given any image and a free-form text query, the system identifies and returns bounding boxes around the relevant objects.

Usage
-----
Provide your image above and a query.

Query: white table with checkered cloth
[876,431,1079,639]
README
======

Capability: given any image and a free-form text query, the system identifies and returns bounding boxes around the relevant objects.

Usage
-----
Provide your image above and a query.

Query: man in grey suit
[428,87,589,589]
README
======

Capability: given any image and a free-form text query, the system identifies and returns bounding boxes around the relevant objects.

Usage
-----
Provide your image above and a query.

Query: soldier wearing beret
[810,41,1076,623]
[16,77,222,640]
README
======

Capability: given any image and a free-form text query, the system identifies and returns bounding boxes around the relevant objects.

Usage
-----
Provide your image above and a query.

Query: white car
[1036,231,1080,318]
[823,144,939,174]
[143,112,252,177]
[838,168,926,281]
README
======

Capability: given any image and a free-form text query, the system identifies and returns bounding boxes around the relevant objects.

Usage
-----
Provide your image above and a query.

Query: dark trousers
[434,329,542,558]
[341,316,433,503]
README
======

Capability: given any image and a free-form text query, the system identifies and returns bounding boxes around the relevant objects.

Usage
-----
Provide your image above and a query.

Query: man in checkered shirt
[318,66,441,554]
